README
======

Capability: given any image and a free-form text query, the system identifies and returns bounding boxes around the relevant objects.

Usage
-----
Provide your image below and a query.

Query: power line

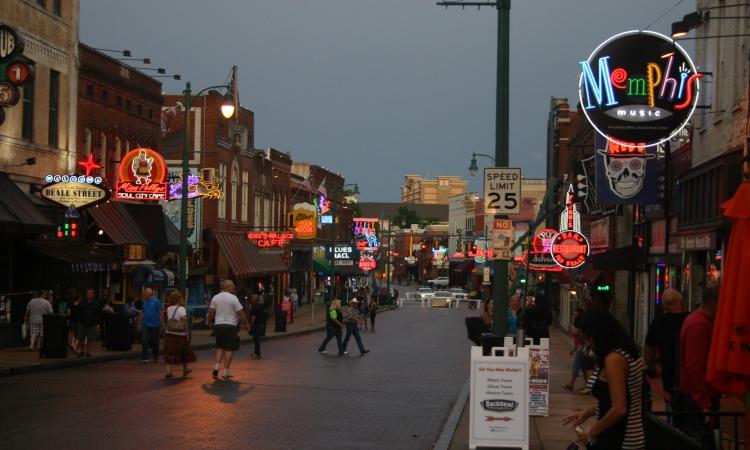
[644,0,685,30]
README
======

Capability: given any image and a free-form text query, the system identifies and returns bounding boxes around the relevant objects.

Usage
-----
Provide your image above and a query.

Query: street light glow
[221,95,235,119]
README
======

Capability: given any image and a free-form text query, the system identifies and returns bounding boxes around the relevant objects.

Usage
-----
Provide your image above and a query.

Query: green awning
[313,258,331,274]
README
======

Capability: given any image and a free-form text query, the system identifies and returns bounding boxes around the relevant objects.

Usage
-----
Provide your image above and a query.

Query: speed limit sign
[484,167,521,215]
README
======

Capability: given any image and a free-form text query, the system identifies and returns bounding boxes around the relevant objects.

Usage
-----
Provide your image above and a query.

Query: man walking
[77,289,101,358]
[25,290,53,352]
[208,280,250,379]
[139,288,162,363]
[248,294,266,359]
[677,282,721,437]
[645,288,687,401]
[342,299,369,356]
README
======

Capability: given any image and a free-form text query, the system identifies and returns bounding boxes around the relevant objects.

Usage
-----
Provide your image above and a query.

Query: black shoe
[361,350,370,355]
[212,369,219,378]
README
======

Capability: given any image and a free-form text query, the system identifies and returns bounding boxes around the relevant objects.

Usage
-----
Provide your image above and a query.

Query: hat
[597,139,656,159]
[350,298,359,303]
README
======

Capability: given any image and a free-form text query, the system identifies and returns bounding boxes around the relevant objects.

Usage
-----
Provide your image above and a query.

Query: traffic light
[57,217,79,239]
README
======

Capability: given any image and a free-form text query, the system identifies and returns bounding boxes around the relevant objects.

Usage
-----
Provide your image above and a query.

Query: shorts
[572,349,596,376]
[214,324,240,351]
[29,322,43,337]
[77,323,97,343]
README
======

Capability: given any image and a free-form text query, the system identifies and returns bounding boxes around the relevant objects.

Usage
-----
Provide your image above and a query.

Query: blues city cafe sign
[579,30,701,147]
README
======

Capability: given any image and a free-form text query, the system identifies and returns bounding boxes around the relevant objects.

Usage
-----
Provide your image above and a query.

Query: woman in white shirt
[163,291,196,378]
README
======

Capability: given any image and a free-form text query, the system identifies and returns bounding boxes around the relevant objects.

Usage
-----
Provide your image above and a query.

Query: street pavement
[0,298,473,450]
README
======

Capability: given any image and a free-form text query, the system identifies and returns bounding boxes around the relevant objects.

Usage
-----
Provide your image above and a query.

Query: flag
[317,177,327,197]
[300,175,313,192]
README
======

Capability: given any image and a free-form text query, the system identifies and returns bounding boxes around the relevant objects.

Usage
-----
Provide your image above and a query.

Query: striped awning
[214,231,287,279]
[87,202,148,245]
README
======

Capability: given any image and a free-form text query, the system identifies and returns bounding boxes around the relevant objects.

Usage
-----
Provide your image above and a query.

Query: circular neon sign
[579,30,700,148]
[550,231,590,269]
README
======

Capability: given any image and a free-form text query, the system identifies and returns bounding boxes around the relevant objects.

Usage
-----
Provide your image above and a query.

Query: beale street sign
[41,175,110,210]
[579,30,701,147]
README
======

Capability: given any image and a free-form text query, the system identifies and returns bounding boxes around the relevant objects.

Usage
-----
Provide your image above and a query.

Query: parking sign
[484,168,521,215]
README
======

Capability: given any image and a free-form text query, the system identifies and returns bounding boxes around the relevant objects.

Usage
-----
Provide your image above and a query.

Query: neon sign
[42,175,110,210]
[168,168,224,200]
[359,255,377,272]
[246,231,295,248]
[291,203,317,240]
[77,153,102,177]
[579,30,701,147]
[550,186,590,269]
[115,148,168,201]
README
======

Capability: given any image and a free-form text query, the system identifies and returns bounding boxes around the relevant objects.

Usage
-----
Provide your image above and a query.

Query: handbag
[166,306,187,333]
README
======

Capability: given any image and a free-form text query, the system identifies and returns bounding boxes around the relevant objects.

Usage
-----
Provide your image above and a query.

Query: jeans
[141,326,160,360]
[342,322,366,353]
[251,324,264,356]
[318,326,343,354]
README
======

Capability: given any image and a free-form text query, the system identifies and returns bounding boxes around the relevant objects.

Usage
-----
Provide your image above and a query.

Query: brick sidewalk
[0,303,394,377]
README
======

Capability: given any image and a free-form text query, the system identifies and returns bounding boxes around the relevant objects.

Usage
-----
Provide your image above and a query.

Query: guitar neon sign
[550,186,590,269]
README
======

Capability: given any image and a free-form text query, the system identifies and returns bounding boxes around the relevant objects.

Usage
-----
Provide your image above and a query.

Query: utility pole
[437,0,511,336]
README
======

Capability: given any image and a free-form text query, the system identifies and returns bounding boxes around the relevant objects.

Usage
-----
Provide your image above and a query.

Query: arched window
[217,163,227,219]
[113,136,122,182]
[231,162,239,222]
[98,132,107,177]
[241,171,249,223]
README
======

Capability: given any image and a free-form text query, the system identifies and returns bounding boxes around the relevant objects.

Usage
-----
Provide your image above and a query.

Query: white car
[428,277,450,288]
[431,290,452,308]
[449,288,469,302]
[417,287,435,300]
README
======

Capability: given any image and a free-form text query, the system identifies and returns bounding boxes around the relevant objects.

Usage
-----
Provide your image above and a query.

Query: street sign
[491,219,513,261]
[484,168,521,215]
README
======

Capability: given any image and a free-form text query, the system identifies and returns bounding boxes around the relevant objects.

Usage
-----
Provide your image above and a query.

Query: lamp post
[178,82,235,298]
[468,152,496,177]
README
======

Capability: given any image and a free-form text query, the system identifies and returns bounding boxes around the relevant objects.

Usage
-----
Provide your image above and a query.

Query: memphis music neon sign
[579,30,701,147]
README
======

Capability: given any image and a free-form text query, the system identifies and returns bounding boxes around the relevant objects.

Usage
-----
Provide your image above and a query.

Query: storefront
[673,229,723,310]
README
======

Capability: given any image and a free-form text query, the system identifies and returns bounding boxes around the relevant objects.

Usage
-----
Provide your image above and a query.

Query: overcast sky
[80,0,694,201]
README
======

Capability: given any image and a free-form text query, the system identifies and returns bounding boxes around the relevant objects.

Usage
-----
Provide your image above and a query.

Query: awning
[313,258,331,274]
[453,261,474,272]
[214,231,287,279]
[570,264,602,284]
[589,245,643,271]
[0,173,53,233]
[29,242,121,272]
[122,203,180,253]
[88,202,148,245]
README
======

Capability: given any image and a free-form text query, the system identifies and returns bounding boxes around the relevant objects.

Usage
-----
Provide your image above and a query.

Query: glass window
[22,81,35,141]
[86,84,93,97]
[52,0,61,16]
[101,89,108,103]
[116,96,122,107]
[254,195,262,226]
[217,164,227,219]
[241,171,249,223]
[231,164,239,222]
[137,104,142,116]
[125,99,131,111]
[48,70,59,147]
[36,0,46,8]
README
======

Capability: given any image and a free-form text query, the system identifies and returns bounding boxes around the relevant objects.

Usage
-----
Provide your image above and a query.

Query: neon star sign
[579,30,701,147]
[77,153,101,177]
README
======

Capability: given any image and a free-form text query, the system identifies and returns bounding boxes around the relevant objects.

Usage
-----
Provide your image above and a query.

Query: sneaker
[361,350,370,355]
[140,359,150,364]
[252,353,261,359]
[343,351,350,356]
[212,369,219,378]
[318,349,327,354]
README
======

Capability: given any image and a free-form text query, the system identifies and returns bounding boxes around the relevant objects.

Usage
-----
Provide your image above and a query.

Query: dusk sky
[81,0,694,201]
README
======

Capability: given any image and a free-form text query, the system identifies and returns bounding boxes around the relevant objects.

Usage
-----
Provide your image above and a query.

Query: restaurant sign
[41,174,110,210]
[550,186,590,269]
[116,148,168,201]
[247,231,295,248]
[579,30,701,147]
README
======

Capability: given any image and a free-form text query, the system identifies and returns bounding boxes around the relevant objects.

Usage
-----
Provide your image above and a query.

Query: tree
[391,205,420,228]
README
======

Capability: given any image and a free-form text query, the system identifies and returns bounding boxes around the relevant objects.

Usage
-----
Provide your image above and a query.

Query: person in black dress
[523,290,552,345]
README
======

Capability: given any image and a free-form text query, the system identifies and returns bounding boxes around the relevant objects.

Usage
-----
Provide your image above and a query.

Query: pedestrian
[248,294,266,358]
[480,299,493,329]
[675,282,721,439]
[207,280,250,380]
[68,293,81,352]
[24,290,53,352]
[318,299,344,355]
[507,294,521,337]
[139,288,162,363]
[562,308,595,393]
[562,307,645,449]
[369,297,378,332]
[123,296,138,344]
[342,299,369,356]
[163,291,196,378]
[523,290,552,345]
[644,288,687,403]
[76,289,101,358]
[360,296,370,331]
[100,300,115,347]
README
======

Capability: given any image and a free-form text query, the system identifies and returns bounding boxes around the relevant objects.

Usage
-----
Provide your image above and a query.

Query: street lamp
[343,182,359,196]
[468,152,496,177]
[178,82,235,297]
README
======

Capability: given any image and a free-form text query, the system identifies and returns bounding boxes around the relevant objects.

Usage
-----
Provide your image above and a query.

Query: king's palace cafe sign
[41,174,110,209]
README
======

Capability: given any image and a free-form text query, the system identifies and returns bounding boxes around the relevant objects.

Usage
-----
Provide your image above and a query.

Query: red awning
[214,231,287,279]
[87,202,148,245]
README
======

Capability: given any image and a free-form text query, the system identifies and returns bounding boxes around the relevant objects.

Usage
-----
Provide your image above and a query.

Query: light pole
[178,82,235,298]
[468,152,496,177]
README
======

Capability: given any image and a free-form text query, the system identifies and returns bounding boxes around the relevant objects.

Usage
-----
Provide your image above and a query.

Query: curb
[433,378,469,450]
[0,305,397,378]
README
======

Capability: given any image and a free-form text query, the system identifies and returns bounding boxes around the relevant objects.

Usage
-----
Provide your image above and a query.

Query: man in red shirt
[677,281,720,436]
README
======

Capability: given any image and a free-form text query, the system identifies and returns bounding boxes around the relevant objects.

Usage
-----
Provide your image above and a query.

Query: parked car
[449,288,469,303]
[417,287,435,300]
[427,277,449,288]
[431,290,452,308]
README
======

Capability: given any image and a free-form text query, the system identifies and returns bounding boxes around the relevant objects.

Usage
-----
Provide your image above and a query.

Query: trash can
[41,314,68,358]
[106,313,133,351]
[274,309,287,332]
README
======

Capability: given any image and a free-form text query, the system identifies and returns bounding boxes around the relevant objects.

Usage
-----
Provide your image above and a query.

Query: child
[562,308,595,393]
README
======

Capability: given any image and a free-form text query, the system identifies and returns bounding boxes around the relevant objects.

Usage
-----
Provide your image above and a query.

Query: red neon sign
[115,148,168,201]
[359,256,377,272]
[550,231,590,269]
[246,231,295,248]
[77,153,102,177]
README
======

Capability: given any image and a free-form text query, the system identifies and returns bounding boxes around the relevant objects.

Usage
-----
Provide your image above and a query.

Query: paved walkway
[0,303,353,376]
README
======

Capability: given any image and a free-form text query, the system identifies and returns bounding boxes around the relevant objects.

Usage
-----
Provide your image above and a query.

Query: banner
[595,133,657,204]
[527,340,550,417]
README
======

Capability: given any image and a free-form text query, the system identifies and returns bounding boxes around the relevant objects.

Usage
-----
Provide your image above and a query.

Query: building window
[48,70,59,147]
[116,96,122,107]
[231,163,239,222]
[148,109,154,120]
[254,195,262,226]
[21,81,34,141]
[137,104,142,116]
[86,84,93,97]
[36,0,46,8]
[113,136,122,181]
[241,171,249,223]
[52,0,61,16]
[98,132,107,176]
[217,163,227,219]
[125,99,131,111]
[101,89,108,103]
[263,197,272,228]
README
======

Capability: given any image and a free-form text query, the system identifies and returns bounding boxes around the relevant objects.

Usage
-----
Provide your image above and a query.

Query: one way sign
[484,168,521,215]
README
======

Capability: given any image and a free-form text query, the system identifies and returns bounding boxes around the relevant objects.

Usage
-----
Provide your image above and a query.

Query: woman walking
[318,299,344,355]
[562,308,645,449]
[369,297,378,332]
[163,291,196,378]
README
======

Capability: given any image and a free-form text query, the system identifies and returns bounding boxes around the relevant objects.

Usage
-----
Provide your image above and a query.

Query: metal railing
[647,410,744,450]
